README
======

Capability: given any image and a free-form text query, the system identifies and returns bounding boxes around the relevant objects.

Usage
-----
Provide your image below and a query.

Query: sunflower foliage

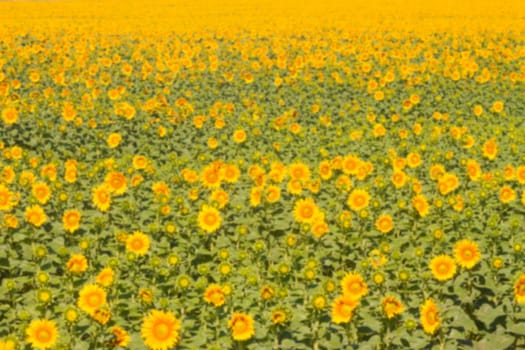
[1,0,525,349]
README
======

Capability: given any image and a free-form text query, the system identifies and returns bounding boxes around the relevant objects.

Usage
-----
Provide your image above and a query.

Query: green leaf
[473,303,505,329]
[475,334,515,350]
[507,321,525,336]
[448,307,477,333]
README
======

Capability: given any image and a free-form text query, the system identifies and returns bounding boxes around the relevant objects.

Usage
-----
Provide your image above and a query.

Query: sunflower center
[301,206,313,218]
[37,329,51,342]
[234,319,247,332]
[112,179,123,188]
[131,239,143,250]
[463,250,472,259]
[341,304,353,316]
[87,293,102,307]
[98,192,109,202]
[204,213,217,226]
[438,264,449,274]
[426,311,437,324]
[153,322,171,340]
[67,214,78,224]
[29,213,41,222]
[350,282,361,293]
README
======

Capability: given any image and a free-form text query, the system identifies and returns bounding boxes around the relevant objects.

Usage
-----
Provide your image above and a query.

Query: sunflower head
[341,272,368,299]
[420,299,440,335]
[331,295,358,324]
[347,189,370,212]
[430,255,457,281]
[141,310,181,350]
[514,274,525,304]
[197,205,222,233]
[454,239,481,269]
[382,296,404,319]
[77,284,107,316]
[228,312,255,341]
[26,319,58,350]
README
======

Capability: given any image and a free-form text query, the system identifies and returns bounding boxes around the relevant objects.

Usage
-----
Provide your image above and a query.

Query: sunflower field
[1,0,525,349]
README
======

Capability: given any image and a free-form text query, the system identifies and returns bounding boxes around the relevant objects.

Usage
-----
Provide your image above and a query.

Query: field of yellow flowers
[1,0,525,349]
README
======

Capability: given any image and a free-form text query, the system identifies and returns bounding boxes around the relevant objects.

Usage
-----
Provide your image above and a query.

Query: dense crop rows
[1,1,525,349]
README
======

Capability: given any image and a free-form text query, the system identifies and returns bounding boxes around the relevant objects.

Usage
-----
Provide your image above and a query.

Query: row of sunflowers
[1,0,525,349]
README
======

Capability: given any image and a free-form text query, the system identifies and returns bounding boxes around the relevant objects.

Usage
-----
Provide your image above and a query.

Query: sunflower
[473,104,483,116]
[26,319,58,350]
[197,205,222,233]
[287,179,303,195]
[293,197,319,224]
[0,184,16,211]
[482,138,497,160]
[331,295,359,324]
[318,160,333,180]
[492,100,504,113]
[78,284,107,316]
[406,152,421,168]
[499,185,516,203]
[64,166,77,183]
[454,239,481,269]
[32,182,51,204]
[152,182,170,197]
[412,195,430,217]
[265,185,281,203]
[210,189,229,208]
[63,209,81,233]
[200,164,222,189]
[466,160,481,181]
[109,326,130,347]
[2,166,15,183]
[105,171,128,195]
[382,296,404,319]
[106,133,122,148]
[271,309,287,325]
[228,312,255,341]
[141,310,181,350]
[221,164,240,183]
[250,187,262,207]
[92,184,111,211]
[375,214,393,234]
[203,284,226,307]
[25,205,47,227]
[342,155,360,175]
[420,299,440,335]
[66,254,88,274]
[126,231,151,256]
[347,189,370,212]
[133,155,148,170]
[61,102,76,122]
[438,173,459,195]
[516,166,525,185]
[311,219,329,239]
[288,162,311,181]
[430,255,457,281]
[96,267,115,287]
[93,308,111,325]
[341,272,368,299]
[0,338,15,350]
[268,162,286,183]
[260,285,275,300]
[514,274,525,304]
[1,107,18,125]
[232,129,247,143]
